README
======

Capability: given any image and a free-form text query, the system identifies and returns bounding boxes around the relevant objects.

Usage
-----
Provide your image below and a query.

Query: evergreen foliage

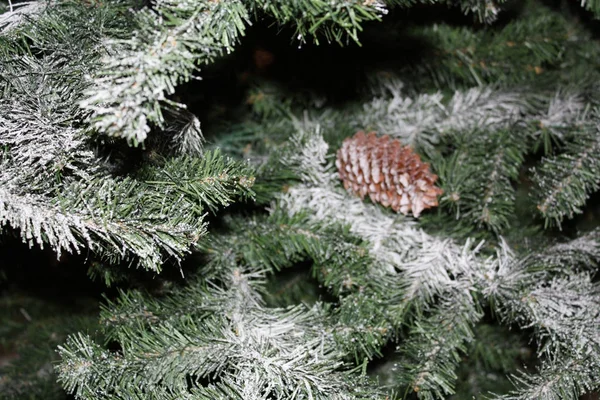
[1,0,600,399]
[531,121,600,228]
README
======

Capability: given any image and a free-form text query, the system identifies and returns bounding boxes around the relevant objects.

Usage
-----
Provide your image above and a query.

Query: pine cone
[335,131,443,217]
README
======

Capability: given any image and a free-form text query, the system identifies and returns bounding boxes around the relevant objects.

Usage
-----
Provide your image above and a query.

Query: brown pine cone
[335,131,443,217]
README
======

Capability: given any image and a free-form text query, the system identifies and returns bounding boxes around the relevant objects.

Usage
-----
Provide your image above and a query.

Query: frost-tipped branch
[0,147,254,275]
[58,268,385,399]
[494,273,600,359]
[0,178,207,272]
[487,243,600,400]
[357,77,594,154]
[531,119,600,227]
[496,354,600,400]
[392,243,513,399]
[81,0,248,144]
[527,229,600,275]
[359,80,534,152]
[533,89,589,153]
[0,57,99,190]
[196,212,397,361]
[491,276,600,400]
[0,7,126,189]
[0,1,50,33]
[396,289,483,400]
[355,78,596,232]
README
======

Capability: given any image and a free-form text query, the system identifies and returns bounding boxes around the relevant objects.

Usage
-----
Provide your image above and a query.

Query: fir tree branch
[0,2,134,189]
[531,118,600,227]
[494,273,600,359]
[0,55,100,191]
[399,3,591,89]
[143,149,256,213]
[0,148,255,274]
[354,77,596,232]
[250,0,387,45]
[497,354,600,400]
[358,78,534,152]
[58,268,385,399]
[490,275,600,399]
[436,129,526,232]
[527,229,600,275]
[487,237,600,399]
[0,0,49,33]
[530,89,590,155]
[81,0,249,145]
[198,213,397,361]
[330,292,394,361]
[0,177,208,272]
[396,289,483,400]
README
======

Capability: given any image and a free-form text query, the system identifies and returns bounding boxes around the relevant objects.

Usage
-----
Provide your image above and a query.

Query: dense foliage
[1,0,599,399]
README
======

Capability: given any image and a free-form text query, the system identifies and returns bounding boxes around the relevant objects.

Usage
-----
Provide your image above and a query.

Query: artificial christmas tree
[1,0,600,399]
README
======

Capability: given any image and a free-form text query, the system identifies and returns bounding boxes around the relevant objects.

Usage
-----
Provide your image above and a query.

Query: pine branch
[58,268,385,399]
[1,148,255,274]
[436,129,526,232]
[0,177,207,272]
[488,240,600,399]
[496,274,600,359]
[359,78,534,152]
[0,2,133,190]
[400,3,591,89]
[250,0,387,45]
[81,0,249,145]
[497,354,600,400]
[142,149,256,213]
[197,212,396,361]
[527,229,600,275]
[531,118,600,227]
[330,292,394,361]
[220,84,600,397]
[396,289,483,400]
[0,0,49,33]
